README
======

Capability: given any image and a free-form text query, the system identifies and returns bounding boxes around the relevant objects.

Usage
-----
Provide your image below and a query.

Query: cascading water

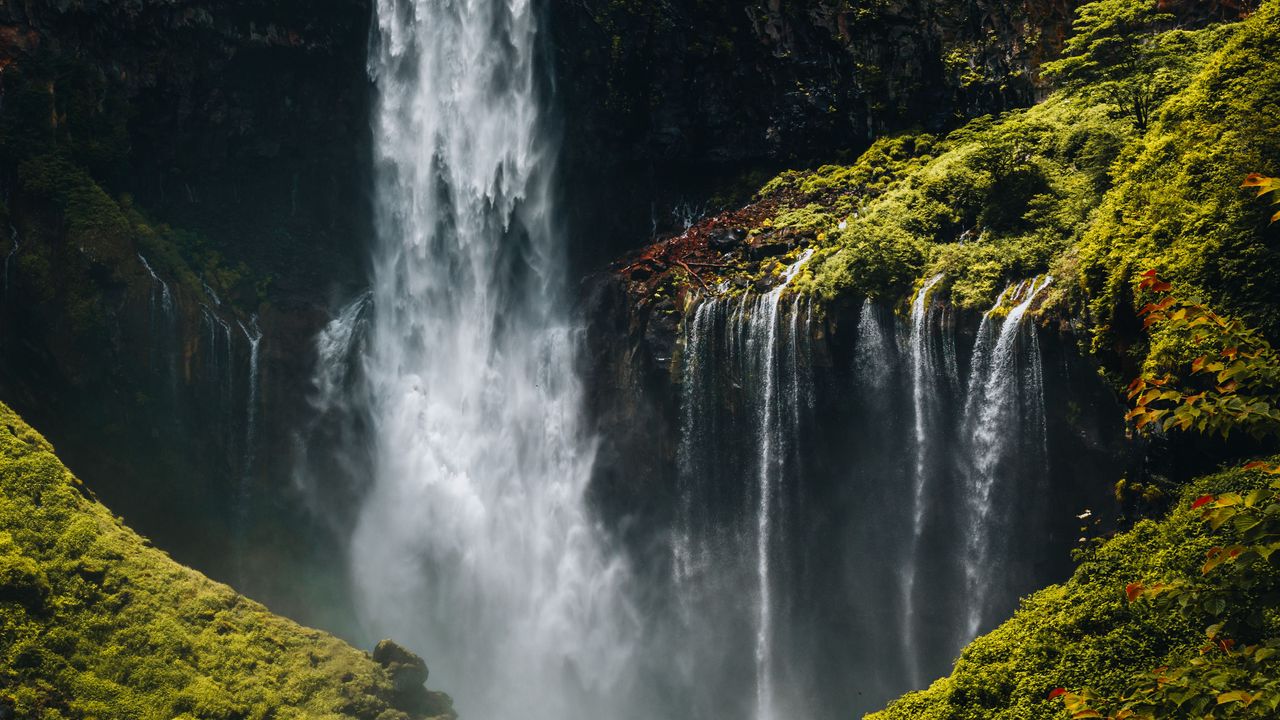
[672,251,816,720]
[752,250,813,720]
[662,267,1104,720]
[347,2,636,718]
[901,273,943,686]
[959,276,1053,638]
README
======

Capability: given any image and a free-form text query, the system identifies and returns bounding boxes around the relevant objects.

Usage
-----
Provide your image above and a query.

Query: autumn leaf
[1191,494,1215,510]
[1126,582,1144,602]
[1048,688,1067,700]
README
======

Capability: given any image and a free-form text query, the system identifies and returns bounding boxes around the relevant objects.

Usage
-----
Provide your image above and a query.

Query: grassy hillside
[0,401,453,720]
[867,461,1280,719]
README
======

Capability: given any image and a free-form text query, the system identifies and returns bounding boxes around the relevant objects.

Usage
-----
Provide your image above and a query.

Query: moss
[0,402,452,720]
[868,461,1280,720]
[748,0,1277,337]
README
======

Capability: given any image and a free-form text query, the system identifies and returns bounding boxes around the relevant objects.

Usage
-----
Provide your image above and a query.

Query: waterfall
[901,273,943,686]
[672,251,815,720]
[138,254,177,386]
[959,276,1053,639]
[138,254,174,318]
[200,305,237,452]
[752,250,813,720]
[346,2,636,718]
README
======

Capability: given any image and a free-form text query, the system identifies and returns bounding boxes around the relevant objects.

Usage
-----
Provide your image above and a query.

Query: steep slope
[867,460,1280,719]
[0,400,453,720]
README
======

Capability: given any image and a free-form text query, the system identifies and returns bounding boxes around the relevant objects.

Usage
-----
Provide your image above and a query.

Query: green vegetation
[755,0,1279,362]
[724,1,1280,717]
[0,51,262,321]
[867,461,1280,720]
[0,401,452,720]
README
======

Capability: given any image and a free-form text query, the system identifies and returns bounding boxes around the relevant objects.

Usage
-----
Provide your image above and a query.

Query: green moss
[868,461,1280,720]
[0,402,452,720]
[752,0,1277,333]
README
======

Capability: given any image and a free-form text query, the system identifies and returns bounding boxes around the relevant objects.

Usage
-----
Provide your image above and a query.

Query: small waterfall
[138,253,174,319]
[901,273,943,686]
[232,316,262,583]
[202,278,222,307]
[200,305,236,433]
[752,250,813,720]
[138,254,177,385]
[4,225,18,298]
[959,276,1053,638]
[238,316,262,484]
[672,251,815,720]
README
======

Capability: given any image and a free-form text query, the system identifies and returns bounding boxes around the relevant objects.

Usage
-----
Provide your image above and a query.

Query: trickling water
[959,276,1053,638]
[138,254,177,386]
[138,254,174,318]
[231,316,263,585]
[342,2,636,718]
[202,278,223,307]
[239,317,262,482]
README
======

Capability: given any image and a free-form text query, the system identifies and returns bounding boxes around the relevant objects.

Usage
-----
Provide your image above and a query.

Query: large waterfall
[291,5,1123,719]
[347,1,636,719]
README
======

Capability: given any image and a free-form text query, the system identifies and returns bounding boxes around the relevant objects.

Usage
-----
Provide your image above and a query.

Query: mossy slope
[0,401,452,720]
[868,462,1280,719]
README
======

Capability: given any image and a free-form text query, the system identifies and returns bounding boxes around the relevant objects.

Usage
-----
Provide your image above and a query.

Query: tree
[1041,0,1189,130]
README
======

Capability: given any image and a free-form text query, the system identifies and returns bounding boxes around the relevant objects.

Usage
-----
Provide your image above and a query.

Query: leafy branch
[1242,175,1280,224]
[1124,271,1280,438]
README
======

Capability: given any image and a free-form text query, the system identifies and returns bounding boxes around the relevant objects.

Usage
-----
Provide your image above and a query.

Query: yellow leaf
[1217,690,1256,705]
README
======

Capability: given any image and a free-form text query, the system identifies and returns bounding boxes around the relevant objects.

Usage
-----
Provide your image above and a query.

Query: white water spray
[350,2,635,718]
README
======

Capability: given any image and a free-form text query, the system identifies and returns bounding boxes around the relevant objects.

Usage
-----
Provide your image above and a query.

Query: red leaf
[1151,280,1173,293]
[1048,688,1067,700]
[1126,582,1144,602]
[1140,269,1159,278]
[1191,495,1215,510]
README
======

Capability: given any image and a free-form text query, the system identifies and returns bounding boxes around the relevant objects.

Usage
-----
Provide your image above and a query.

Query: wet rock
[747,237,793,260]
[707,227,747,252]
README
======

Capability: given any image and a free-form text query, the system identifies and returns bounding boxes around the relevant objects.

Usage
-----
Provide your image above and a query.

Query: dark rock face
[553,0,1076,169]
[0,0,372,626]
